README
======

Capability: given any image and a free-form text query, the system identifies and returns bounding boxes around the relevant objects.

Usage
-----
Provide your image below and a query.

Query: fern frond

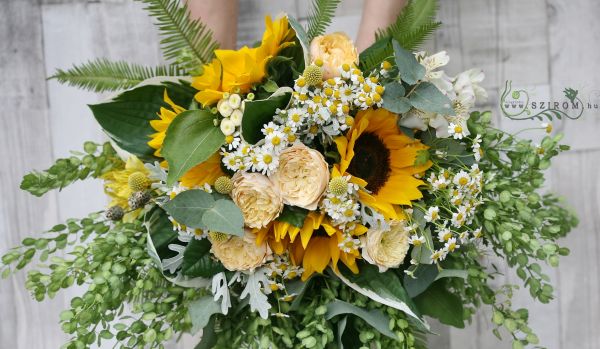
[306,0,342,40]
[375,0,440,50]
[49,58,185,92]
[136,0,219,65]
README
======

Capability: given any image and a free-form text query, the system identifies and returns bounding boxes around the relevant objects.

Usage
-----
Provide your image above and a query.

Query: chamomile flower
[338,233,361,253]
[438,228,453,242]
[223,132,241,151]
[261,121,279,136]
[424,206,440,222]
[409,235,426,246]
[444,237,460,252]
[254,146,279,175]
[431,249,448,262]
[453,170,471,187]
[472,227,483,240]
[451,207,467,228]
[448,122,466,139]
[541,122,553,133]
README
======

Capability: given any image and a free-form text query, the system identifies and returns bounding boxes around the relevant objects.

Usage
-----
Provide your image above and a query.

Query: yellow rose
[309,32,359,79]
[210,230,271,271]
[360,221,410,272]
[231,171,283,228]
[270,143,329,210]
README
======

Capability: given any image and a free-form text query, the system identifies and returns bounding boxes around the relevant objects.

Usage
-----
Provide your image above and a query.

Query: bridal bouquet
[2,1,577,348]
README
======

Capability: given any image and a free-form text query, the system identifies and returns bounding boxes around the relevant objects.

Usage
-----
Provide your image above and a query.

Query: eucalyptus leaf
[162,110,224,185]
[326,300,397,339]
[181,239,224,278]
[392,40,425,85]
[201,199,244,236]
[188,296,223,334]
[408,82,455,115]
[162,189,215,229]
[382,82,411,114]
[241,90,291,144]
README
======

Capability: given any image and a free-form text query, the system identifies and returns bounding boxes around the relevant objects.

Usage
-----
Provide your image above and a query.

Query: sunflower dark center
[347,132,391,194]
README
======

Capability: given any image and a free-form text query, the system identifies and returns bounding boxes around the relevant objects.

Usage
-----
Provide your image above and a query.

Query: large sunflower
[334,108,431,220]
[192,15,295,106]
[257,213,366,281]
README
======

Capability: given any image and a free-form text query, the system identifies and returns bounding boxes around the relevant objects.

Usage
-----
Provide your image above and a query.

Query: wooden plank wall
[1,0,598,348]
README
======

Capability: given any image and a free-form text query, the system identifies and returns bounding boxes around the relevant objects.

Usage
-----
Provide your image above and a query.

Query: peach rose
[210,230,271,271]
[270,143,329,210]
[231,171,283,228]
[309,32,359,79]
[361,221,410,272]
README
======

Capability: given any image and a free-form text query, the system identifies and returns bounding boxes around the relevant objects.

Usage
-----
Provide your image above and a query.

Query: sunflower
[258,213,366,281]
[334,108,431,220]
[148,92,225,187]
[192,15,295,106]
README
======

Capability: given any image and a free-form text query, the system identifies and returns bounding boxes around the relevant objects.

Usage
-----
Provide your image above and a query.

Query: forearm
[186,0,239,49]
[355,0,407,52]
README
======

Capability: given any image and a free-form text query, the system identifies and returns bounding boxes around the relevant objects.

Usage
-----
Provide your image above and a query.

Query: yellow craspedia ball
[208,231,229,243]
[214,176,234,194]
[302,64,323,86]
[328,177,348,196]
[128,172,149,192]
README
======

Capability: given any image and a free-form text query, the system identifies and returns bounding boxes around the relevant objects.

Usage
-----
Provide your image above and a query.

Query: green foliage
[162,110,225,185]
[392,40,425,85]
[20,142,122,197]
[89,81,196,161]
[408,82,455,115]
[181,239,224,278]
[2,211,204,348]
[162,189,244,236]
[287,16,311,69]
[382,82,411,114]
[276,205,309,228]
[306,0,342,40]
[49,58,185,93]
[241,91,291,144]
[326,300,398,339]
[413,281,465,328]
[359,0,440,72]
[376,0,441,50]
[136,0,219,68]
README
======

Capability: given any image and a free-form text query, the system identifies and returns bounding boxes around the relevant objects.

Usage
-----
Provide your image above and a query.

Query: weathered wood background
[1,0,599,348]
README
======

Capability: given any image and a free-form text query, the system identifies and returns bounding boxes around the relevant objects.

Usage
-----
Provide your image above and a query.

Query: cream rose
[361,221,410,272]
[309,32,359,79]
[231,171,283,228]
[270,143,329,210]
[210,230,271,271]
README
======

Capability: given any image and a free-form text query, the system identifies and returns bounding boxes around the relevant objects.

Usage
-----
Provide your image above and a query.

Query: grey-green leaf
[162,110,224,186]
[201,199,244,236]
[393,40,425,85]
[188,296,222,334]
[382,82,411,114]
[162,189,215,229]
[409,82,455,115]
[326,300,397,339]
[287,16,311,66]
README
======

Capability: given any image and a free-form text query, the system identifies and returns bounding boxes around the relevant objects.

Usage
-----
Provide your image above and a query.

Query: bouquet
[1,1,578,348]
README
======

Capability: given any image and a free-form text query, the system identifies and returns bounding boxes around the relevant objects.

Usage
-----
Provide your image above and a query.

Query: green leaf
[188,296,222,334]
[403,264,438,298]
[393,40,425,85]
[414,281,465,328]
[376,0,441,50]
[163,190,244,236]
[326,300,398,339]
[162,110,224,185]
[89,82,195,160]
[408,82,455,115]
[336,316,347,349]
[382,82,411,114]
[287,16,311,67]
[276,205,309,228]
[50,58,185,93]
[420,128,474,166]
[201,199,244,236]
[414,149,430,167]
[162,189,215,229]
[145,206,179,259]
[436,269,468,281]
[181,239,224,278]
[359,38,393,72]
[194,316,218,349]
[136,0,219,66]
[241,90,292,144]
[306,0,342,40]
[335,264,428,331]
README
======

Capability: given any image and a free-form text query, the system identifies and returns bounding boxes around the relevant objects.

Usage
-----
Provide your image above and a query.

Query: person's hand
[187,0,239,50]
